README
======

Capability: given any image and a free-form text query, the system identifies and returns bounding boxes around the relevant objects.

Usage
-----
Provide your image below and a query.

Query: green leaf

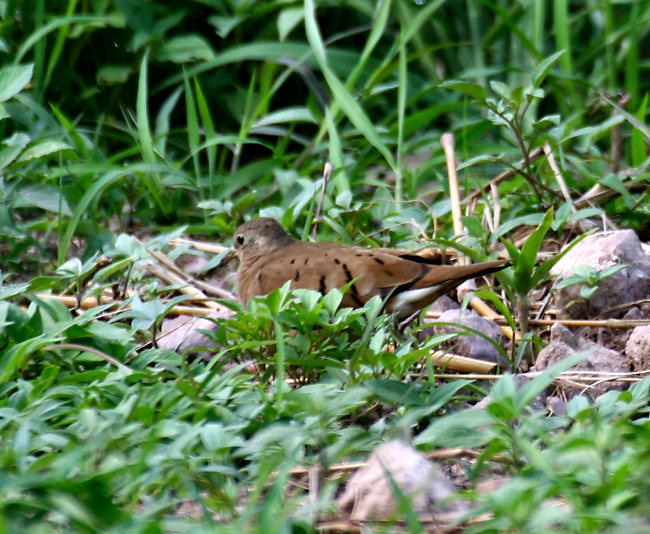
[155,34,216,63]
[414,408,495,448]
[439,80,487,101]
[0,132,30,170]
[490,80,511,101]
[304,0,397,174]
[493,212,545,240]
[474,289,516,333]
[277,7,304,42]
[530,232,592,288]
[561,115,625,143]
[364,379,425,406]
[461,215,486,238]
[253,107,317,128]
[517,350,591,411]
[0,64,34,102]
[18,140,71,161]
[335,190,352,209]
[501,239,520,261]
[530,50,565,88]
[208,15,244,39]
[600,93,650,144]
[600,174,635,208]
[580,285,599,299]
[96,65,132,85]
[514,208,553,293]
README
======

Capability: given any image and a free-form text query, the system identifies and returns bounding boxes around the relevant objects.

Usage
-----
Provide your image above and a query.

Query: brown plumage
[228,217,510,318]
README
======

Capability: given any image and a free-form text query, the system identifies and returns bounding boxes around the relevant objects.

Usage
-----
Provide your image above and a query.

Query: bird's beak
[218,248,237,269]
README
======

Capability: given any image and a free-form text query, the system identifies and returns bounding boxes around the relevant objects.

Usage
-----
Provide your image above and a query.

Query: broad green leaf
[493,214,546,240]
[561,115,624,143]
[364,379,425,406]
[0,63,33,102]
[208,15,244,39]
[517,350,591,411]
[335,190,352,209]
[96,65,132,85]
[440,80,486,101]
[277,8,303,41]
[414,408,495,448]
[0,132,30,170]
[18,140,71,161]
[490,80,511,101]
[155,34,216,63]
[530,50,565,88]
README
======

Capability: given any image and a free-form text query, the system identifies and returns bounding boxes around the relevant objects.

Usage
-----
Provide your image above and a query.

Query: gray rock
[535,323,629,399]
[428,294,460,314]
[337,440,468,520]
[550,230,650,318]
[625,325,650,371]
[158,311,229,358]
[422,308,507,367]
[547,395,567,416]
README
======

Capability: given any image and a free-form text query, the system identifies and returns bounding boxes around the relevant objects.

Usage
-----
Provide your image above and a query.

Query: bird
[226,217,510,319]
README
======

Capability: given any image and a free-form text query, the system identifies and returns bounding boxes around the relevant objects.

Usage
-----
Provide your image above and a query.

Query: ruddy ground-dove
[228,217,509,319]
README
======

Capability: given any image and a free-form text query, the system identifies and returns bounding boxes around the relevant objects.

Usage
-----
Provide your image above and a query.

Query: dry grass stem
[34,293,227,318]
[441,132,465,243]
[138,239,236,301]
[170,238,229,255]
[431,351,496,374]
[544,142,574,207]
[433,369,649,383]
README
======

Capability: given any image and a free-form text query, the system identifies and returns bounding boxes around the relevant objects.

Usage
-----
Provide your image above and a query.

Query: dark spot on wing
[342,263,353,283]
[399,253,443,265]
[355,253,363,257]
[319,275,326,294]
[388,264,427,295]
[385,269,394,276]
[290,259,295,265]
[334,258,340,264]
[294,270,300,281]
[304,258,309,265]
[374,257,385,265]
[342,263,364,306]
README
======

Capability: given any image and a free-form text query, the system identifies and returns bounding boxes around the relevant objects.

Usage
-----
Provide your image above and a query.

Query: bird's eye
[236,234,245,246]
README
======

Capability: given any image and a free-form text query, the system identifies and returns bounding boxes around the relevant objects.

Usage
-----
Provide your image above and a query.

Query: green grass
[1,1,650,531]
